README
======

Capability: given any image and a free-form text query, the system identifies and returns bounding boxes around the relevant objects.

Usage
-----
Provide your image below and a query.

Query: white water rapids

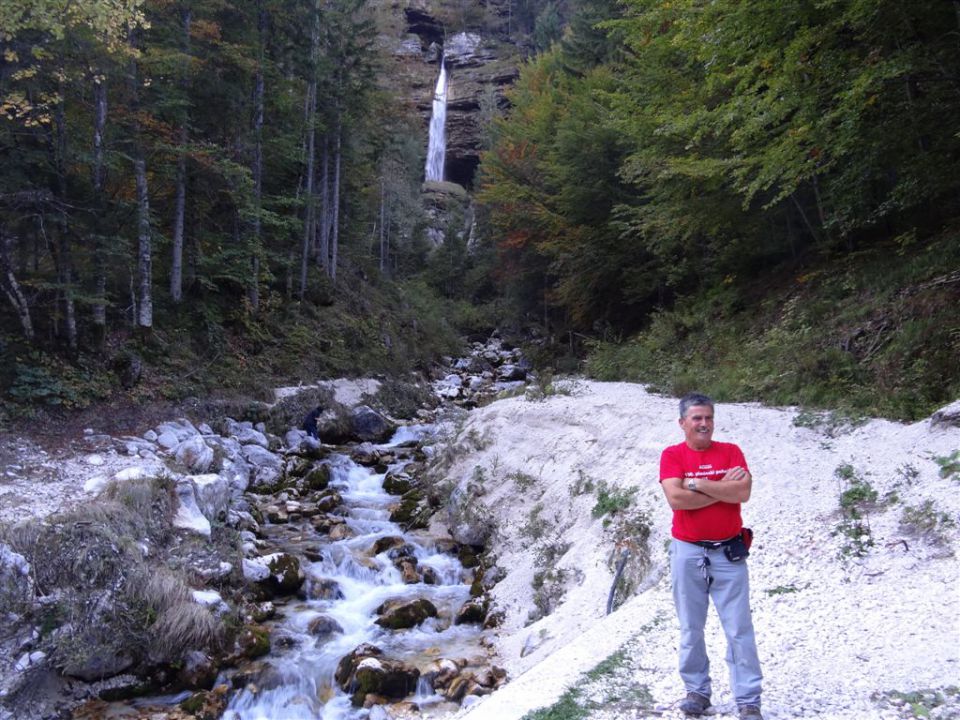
[223,430,482,720]
[425,62,448,182]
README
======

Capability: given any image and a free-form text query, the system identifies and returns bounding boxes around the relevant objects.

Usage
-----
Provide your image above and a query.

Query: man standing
[659,393,764,720]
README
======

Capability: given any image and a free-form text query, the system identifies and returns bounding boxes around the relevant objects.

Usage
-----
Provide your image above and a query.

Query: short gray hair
[679,392,714,419]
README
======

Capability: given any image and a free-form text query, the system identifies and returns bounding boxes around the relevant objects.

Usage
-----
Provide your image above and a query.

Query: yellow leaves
[191,19,222,43]
[4,48,18,62]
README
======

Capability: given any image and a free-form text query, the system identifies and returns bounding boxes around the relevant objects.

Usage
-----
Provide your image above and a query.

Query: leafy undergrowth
[585,230,960,421]
[0,272,479,430]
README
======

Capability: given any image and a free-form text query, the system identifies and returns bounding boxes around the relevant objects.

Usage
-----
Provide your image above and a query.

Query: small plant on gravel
[833,462,877,557]
[766,584,801,596]
[899,499,956,545]
[874,687,960,719]
[793,408,867,437]
[509,470,537,493]
[934,450,960,481]
[592,481,637,526]
[525,372,582,402]
[528,566,567,623]
[568,469,595,497]
[520,503,552,541]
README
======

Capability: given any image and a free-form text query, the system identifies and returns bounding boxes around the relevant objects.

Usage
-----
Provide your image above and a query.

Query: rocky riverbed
[0,334,533,720]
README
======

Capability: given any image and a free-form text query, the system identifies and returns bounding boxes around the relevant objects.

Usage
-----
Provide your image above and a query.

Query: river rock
[191,473,230,522]
[422,658,464,691]
[234,625,270,660]
[307,614,344,640]
[375,598,437,629]
[173,480,212,536]
[242,553,304,596]
[303,577,344,601]
[178,650,217,691]
[454,597,488,625]
[398,560,420,584]
[382,471,413,495]
[315,490,343,513]
[372,536,406,555]
[350,406,396,443]
[234,426,269,449]
[337,651,420,707]
[174,436,214,473]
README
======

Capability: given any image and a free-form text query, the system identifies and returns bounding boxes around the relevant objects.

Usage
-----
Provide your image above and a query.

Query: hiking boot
[739,704,764,720]
[679,691,711,716]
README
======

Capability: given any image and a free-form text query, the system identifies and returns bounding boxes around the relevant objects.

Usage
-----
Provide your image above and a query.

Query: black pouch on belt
[723,531,750,562]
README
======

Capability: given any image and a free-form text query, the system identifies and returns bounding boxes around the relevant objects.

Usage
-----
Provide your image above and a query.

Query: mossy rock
[303,464,331,491]
[458,545,483,569]
[388,489,431,530]
[382,471,413,496]
[285,457,312,479]
[237,625,270,660]
[374,598,438,630]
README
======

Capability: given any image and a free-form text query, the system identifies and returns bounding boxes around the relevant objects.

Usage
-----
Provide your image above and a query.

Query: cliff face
[374,0,521,188]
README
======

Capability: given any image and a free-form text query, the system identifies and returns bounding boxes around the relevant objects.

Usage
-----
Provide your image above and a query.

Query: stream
[222,426,486,719]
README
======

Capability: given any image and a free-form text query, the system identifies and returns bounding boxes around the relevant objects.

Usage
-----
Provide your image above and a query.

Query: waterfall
[425,61,447,182]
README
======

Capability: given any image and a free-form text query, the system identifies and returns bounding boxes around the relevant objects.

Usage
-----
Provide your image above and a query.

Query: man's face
[680,404,714,450]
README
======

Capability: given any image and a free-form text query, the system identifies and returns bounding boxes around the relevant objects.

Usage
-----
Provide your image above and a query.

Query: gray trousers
[670,538,763,706]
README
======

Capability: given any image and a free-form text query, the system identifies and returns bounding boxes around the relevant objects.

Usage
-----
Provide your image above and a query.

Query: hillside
[426,381,960,719]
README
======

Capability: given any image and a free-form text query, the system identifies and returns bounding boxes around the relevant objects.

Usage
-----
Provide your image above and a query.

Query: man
[659,392,764,720]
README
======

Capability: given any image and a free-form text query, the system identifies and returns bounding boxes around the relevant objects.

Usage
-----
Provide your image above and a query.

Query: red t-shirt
[659,441,749,542]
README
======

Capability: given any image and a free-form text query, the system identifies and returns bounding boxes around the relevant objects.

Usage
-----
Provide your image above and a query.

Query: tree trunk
[171,5,191,304]
[248,2,265,312]
[135,157,153,329]
[54,77,77,353]
[91,73,108,342]
[299,79,317,300]
[379,175,386,274]
[299,2,320,299]
[0,231,34,341]
[330,113,342,283]
[129,31,152,332]
[319,134,330,272]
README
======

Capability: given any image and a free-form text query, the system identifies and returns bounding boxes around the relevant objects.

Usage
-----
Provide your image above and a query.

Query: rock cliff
[374,0,521,188]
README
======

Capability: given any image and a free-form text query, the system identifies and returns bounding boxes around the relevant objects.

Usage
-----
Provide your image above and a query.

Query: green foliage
[584,233,960,420]
[833,462,877,557]
[591,481,636,524]
[874,688,960,720]
[899,500,956,545]
[934,451,960,481]
[569,470,595,497]
[509,470,538,493]
[520,503,551,541]
[766,585,801,597]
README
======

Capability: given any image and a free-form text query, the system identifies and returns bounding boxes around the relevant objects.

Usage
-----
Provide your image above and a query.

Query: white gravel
[434,381,960,720]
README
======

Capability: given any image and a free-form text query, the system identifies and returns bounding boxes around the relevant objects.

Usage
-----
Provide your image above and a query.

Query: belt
[689,533,742,549]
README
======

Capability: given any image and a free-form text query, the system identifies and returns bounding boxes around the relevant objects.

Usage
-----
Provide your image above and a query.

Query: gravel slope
[437,382,960,720]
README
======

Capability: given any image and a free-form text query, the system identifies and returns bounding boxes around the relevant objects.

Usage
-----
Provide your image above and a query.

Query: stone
[455,597,488,625]
[350,405,396,443]
[173,480,212,536]
[307,614,344,640]
[175,436,214,473]
[303,577,344,601]
[243,553,304,596]
[931,399,960,427]
[375,598,437,630]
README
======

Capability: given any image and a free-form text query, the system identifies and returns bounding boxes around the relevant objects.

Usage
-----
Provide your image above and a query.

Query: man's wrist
[686,478,698,492]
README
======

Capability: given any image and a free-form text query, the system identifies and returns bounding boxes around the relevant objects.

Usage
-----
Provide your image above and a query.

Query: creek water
[223,427,484,719]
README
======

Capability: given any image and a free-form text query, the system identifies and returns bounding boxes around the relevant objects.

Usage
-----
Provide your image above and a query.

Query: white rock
[172,481,211,536]
[85,454,105,466]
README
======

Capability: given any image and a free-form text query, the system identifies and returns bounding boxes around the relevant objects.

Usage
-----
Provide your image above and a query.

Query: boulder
[174,436,214,473]
[335,645,420,707]
[0,544,32,611]
[382,471,413,495]
[350,405,396,443]
[303,577,344,601]
[242,553,304,596]
[173,480,212,536]
[375,598,437,630]
[307,614,344,640]
[191,473,231,523]
[454,597,488,625]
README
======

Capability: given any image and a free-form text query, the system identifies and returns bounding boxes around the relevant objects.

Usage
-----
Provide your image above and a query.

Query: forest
[2,0,959,422]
